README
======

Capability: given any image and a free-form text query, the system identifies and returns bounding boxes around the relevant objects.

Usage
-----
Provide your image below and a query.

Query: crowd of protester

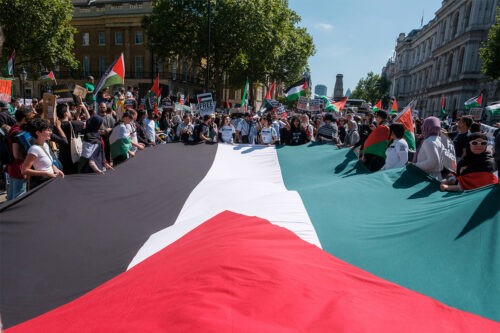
[0,86,499,202]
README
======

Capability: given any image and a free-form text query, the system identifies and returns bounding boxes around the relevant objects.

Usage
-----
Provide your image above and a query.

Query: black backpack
[0,127,12,166]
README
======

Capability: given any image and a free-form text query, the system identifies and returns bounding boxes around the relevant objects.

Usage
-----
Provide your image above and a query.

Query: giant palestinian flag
[1,144,499,331]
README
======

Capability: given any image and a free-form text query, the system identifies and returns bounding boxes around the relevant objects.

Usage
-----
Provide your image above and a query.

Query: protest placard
[297,96,308,112]
[0,79,12,102]
[73,84,87,99]
[53,84,74,103]
[42,93,57,120]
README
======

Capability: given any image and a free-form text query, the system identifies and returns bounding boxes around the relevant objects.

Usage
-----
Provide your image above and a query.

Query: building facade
[314,84,327,96]
[389,0,499,118]
[69,0,205,100]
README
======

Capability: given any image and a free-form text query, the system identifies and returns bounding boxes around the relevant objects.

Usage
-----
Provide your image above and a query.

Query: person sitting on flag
[338,120,360,149]
[381,123,409,170]
[451,116,473,161]
[109,111,136,166]
[287,116,306,146]
[316,114,339,143]
[197,115,217,144]
[440,133,498,191]
[300,114,314,142]
[360,110,390,172]
[177,114,195,144]
[412,117,445,180]
[78,115,113,175]
[259,116,277,146]
[236,113,252,144]
[219,115,235,144]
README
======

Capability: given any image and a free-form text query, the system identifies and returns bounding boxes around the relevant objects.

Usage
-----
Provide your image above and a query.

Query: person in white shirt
[413,116,445,180]
[21,118,64,190]
[382,123,409,170]
[219,116,235,144]
[260,116,277,145]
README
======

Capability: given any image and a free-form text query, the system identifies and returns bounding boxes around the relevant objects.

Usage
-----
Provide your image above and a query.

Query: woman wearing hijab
[338,119,360,148]
[440,133,498,191]
[413,116,445,180]
[78,115,113,174]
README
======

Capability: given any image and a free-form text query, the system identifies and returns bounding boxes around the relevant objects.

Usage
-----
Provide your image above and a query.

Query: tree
[479,6,500,79]
[351,72,390,106]
[0,0,78,75]
[143,0,314,103]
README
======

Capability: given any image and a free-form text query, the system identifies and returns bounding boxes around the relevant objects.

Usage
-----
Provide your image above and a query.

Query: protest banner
[297,96,308,112]
[196,101,216,116]
[0,79,12,102]
[468,108,483,121]
[309,98,321,113]
[53,83,74,103]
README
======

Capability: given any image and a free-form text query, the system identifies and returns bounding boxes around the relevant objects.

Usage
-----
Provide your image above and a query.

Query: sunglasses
[470,141,487,146]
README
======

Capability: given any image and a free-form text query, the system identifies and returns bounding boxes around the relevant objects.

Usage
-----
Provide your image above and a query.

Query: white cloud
[314,23,334,31]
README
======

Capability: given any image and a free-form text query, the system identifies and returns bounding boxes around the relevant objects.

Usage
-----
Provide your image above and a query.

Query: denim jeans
[6,174,26,200]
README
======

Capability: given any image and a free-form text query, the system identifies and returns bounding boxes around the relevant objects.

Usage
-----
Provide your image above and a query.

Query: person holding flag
[360,110,390,172]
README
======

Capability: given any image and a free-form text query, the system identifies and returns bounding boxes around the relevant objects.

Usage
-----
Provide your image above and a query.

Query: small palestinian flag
[284,78,307,101]
[390,99,398,114]
[440,95,447,120]
[373,100,382,112]
[94,53,125,95]
[464,94,482,110]
[40,71,57,84]
[151,74,161,97]
[6,50,15,76]
[332,96,348,112]
[394,104,416,152]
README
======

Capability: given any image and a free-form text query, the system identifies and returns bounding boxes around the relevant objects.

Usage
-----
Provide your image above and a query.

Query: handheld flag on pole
[332,97,349,112]
[41,71,57,85]
[440,95,446,120]
[284,78,307,101]
[151,74,161,97]
[464,94,482,110]
[6,50,15,76]
[241,79,249,110]
[94,53,125,96]
[372,100,382,112]
[265,81,275,100]
[390,99,398,114]
[394,100,417,152]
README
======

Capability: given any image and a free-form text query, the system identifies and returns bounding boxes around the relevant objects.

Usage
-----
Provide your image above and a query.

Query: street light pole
[206,0,211,92]
[20,67,27,106]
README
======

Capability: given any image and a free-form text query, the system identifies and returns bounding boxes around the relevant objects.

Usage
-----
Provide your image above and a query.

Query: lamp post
[19,67,27,106]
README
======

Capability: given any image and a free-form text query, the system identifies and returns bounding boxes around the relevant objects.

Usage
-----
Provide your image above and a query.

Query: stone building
[389,0,499,118]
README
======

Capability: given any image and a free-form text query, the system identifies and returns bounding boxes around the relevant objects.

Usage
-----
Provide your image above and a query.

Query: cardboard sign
[0,79,12,102]
[196,101,216,116]
[53,84,74,103]
[309,98,321,113]
[297,96,308,111]
[73,84,87,99]
[42,93,57,120]
[468,108,483,121]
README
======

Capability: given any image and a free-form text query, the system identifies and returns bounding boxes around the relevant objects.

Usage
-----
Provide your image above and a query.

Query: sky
[288,0,443,97]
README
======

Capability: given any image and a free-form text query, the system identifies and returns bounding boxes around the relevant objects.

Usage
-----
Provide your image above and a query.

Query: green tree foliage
[479,6,500,79]
[351,72,391,105]
[0,0,78,75]
[143,0,315,101]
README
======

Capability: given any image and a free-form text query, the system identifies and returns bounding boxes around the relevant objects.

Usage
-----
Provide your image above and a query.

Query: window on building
[82,32,90,46]
[115,31,123,45]
[464,2,472,30]
[182,61,189,81]
[171,58,177,80]
[457,47,465,75]
[98,56,106,76]
[439,21,446,44]
[135,31,143,45]
[98,32,106,46]
[135,56,144,79]
[451,11,460,37]
[446,53,454,78]
[83,56,90,76]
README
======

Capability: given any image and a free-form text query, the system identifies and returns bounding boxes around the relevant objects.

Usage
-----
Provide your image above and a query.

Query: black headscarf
[458,133,496,176]
[83,115,104,144]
